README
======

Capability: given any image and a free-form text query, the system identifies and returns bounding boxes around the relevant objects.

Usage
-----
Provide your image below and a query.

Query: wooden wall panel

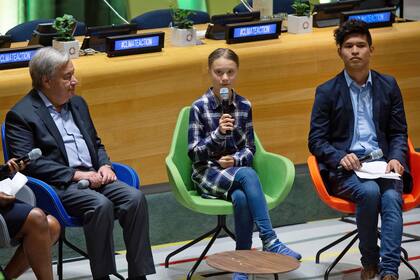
[1,22,419,185]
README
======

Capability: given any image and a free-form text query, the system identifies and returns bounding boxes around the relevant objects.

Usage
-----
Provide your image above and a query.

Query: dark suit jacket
[308,70,412,193]
[5,89,111,188]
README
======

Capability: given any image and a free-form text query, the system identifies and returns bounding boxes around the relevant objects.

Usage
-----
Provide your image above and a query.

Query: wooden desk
[206,250,300,279]
[1,22,419,186]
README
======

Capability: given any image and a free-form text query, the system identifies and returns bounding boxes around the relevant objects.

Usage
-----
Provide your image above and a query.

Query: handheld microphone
[220,87,232,135]
[337,149,383,172]
[220,87,230,114]
[77,179,90,189]
[0,148,42,174]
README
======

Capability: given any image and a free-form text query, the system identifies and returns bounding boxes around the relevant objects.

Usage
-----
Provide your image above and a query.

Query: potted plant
[52,14,80,58]
[170,3,197,47]
[287,0,313,34]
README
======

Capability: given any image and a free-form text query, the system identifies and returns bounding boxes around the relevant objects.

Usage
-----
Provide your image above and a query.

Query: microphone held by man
[337,149,383,172]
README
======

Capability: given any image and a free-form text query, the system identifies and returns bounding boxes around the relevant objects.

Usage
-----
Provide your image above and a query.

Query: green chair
[165,106,295,280]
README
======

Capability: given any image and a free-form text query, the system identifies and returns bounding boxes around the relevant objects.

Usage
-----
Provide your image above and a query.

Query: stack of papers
[0,172,28,195]
[355,161,401,180]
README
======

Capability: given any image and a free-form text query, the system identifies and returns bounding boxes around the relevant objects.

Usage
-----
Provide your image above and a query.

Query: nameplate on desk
[225,20,281,44]
[106,32,165,57]
[0,45,42,70]
[341,7,396,28]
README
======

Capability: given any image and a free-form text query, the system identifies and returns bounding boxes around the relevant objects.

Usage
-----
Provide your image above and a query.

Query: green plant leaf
[52,14,77,41]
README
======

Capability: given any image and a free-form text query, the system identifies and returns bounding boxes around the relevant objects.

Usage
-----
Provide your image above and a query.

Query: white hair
[29,47,70,90]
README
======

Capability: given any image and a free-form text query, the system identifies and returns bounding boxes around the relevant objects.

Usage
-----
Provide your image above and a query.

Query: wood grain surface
[206,250,300,274]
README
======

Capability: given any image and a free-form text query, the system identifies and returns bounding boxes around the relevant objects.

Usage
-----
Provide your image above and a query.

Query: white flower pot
[287,14,313,34]
[52,40,80,59]
[171,28,197,47]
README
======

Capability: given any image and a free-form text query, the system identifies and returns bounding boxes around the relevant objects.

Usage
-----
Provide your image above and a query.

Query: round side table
[206,250,300,279]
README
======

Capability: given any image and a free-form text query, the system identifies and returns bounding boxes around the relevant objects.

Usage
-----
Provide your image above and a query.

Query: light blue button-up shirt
[344,70,380,157]
[38,91,93,168]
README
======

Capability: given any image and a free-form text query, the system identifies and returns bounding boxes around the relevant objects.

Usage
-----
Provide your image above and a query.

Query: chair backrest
[308,137,420,213]
[166,106,194,191]
[6,19,86,42]
[130,9,210,29]
[405,138,420,211]
[233,0,295,15]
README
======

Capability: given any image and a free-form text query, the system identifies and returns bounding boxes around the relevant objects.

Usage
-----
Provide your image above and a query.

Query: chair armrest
[26,177,81,227]
[15,185,36,206]
[112,162,140,189]
[253,151,295,207]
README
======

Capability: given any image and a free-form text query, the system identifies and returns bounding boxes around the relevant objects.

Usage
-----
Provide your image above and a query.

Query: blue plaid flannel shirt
[188,89,256,199]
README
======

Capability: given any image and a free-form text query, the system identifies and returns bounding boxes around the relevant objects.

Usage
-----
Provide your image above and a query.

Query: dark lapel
[337,72,354,143]
[68,98,98,168]
[30,90,69,164]
[370,71,382,134]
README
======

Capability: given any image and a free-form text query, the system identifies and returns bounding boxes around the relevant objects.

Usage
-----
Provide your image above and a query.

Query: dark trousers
[57,180,155,278]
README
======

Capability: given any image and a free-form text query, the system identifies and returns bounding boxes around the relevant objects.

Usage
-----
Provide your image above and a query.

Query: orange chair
[308,138,420,279]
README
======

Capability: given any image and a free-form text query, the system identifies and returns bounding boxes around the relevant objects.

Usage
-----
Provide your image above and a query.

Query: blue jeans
[333,173,403,277]
[229,167,276,250]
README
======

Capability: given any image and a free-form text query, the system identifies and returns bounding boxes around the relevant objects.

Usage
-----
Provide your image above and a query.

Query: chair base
[56,229,125,280]
[316,228,419,280]
[165,215,236,280]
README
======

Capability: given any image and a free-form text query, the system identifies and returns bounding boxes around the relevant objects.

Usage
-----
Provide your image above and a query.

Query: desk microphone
[220,87,232,135]
[0,148,42,174]
[337,149,383,171]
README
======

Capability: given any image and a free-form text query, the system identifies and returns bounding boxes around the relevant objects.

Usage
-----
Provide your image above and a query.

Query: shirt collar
[37,90,68,112]
[344,70,372,89]
[207,88,238,110]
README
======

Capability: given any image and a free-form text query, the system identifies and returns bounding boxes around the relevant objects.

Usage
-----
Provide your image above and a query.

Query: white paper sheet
[0,172,28,195]
[354,161,401,180]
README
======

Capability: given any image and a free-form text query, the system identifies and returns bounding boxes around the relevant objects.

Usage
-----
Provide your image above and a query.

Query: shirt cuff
[211,128,226,144]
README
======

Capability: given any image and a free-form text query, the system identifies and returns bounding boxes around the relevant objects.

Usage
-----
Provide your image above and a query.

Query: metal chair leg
[186,225,222,280]
[401,255,420,280]
[324,233,359,279]
[315,229,358,263]
[165,224,220,268]
[401,246,409,260]
[165,215,235,280]
[58,234,63,280]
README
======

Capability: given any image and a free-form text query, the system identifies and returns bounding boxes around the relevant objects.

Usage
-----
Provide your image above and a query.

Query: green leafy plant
[292,0,311,17]
[170,2,194,29]
[52,14,77,41]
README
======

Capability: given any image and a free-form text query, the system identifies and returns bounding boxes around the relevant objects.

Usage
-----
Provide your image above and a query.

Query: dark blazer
[308,70,412,192]
[5,89,111,188]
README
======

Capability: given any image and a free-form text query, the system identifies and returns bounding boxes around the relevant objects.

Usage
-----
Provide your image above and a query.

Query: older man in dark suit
[5,47,155,280]
[308,20,410,280]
